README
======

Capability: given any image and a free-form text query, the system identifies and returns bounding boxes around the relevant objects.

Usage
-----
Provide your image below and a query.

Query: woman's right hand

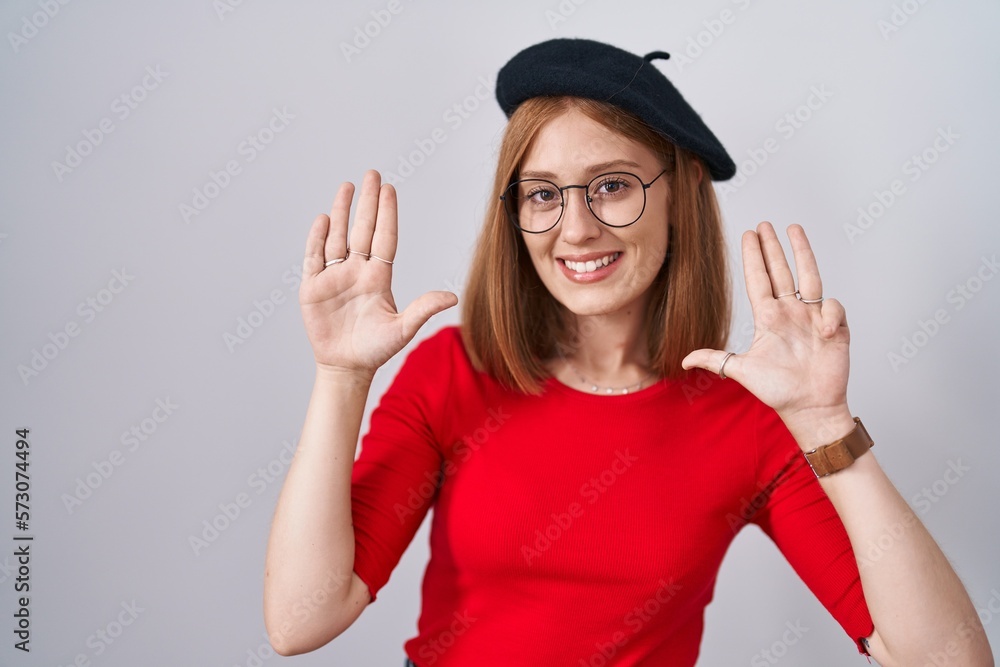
[299,170,458,378]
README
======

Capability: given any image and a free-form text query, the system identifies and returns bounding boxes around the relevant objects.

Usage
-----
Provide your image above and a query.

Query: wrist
[803,416,875,477]
[779,404,855,453]
[314,363,375,387]
[815,444,880,487]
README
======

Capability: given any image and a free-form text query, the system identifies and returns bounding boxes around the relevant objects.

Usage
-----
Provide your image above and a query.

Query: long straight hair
[460,96,731,395]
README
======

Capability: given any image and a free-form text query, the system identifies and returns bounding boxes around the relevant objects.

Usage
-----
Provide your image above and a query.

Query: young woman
[263,39,993,666]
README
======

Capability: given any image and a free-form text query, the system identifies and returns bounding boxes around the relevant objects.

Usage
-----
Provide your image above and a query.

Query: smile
[557,252,622,283]
[561,252,621,273]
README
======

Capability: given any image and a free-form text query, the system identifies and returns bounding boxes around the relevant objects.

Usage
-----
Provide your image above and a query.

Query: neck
[555,301,653,383]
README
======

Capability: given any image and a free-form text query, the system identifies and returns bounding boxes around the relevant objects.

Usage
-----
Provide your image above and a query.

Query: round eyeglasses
[501,169,667,234]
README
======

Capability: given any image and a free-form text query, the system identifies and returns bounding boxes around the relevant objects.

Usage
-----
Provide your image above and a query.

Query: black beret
[495,38,736,181]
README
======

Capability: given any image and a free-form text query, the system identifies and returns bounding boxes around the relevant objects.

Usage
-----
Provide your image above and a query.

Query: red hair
[460,96,731,395]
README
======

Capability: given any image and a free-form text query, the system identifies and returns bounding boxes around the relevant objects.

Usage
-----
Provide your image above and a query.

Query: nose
[558,186,602,244]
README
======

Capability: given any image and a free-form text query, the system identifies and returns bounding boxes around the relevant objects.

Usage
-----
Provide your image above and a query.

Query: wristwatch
[804,417,874,477]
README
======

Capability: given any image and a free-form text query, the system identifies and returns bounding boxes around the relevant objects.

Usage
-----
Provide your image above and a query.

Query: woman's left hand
[682,222,853,447]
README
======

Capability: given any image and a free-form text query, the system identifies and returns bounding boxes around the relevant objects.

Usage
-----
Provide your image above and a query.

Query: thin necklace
[557,348,656,395]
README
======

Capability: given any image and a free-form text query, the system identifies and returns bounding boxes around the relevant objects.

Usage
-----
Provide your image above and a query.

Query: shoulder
[675,370,800,489]
[372,326,466,435]
[674,369,788,451]
[383,324,480,441]
[675,368,766,417]
[404,323,466,363]
[393,323,476,383]
[684,373,800,475]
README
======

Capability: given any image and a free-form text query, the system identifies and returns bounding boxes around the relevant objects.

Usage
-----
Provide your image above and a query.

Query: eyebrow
[519,159,645,180]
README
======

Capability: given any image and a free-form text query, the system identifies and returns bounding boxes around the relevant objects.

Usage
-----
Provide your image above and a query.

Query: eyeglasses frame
[500,168,668,234]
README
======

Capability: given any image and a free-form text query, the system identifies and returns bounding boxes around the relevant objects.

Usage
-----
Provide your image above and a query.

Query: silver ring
[324,257,347,267]
[776,290,799,299]
[719,352,735,380]
[369,254,394,265]
[348,249,370,259]
[800,296,824,304]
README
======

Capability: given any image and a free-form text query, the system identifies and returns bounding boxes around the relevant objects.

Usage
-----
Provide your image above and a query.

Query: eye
[525,185,559,204]
[593,176,631,196]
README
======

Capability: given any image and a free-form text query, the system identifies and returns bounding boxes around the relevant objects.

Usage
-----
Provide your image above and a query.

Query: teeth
[563,252,620,274]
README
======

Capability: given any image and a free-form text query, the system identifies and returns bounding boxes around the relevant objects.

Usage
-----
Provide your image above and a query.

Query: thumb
[399,290,459,342]
[681,348,732,377]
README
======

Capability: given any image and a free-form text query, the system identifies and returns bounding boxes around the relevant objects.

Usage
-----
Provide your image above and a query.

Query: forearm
[785,408,993,666]
[263,366,373,643]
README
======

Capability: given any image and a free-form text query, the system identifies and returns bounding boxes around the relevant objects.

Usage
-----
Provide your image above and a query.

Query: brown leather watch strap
[804,417,874,477]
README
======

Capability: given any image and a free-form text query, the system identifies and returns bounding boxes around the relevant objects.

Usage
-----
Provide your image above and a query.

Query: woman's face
[516,107,670,321]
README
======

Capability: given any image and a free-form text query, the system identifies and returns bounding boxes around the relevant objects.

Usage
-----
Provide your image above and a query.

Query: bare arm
[768,224,993,665]
[683,222,993,665]
[795,415,993,666]
[263,366,374,656]
[262,170,457,655]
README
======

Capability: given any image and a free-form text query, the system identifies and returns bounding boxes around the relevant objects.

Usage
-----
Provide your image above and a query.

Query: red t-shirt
[350,325,874,665]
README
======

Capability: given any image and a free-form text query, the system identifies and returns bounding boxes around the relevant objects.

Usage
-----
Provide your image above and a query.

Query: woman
[263,39,993,666]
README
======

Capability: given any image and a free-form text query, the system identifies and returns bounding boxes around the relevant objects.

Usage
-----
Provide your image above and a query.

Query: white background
[1,1,998,665]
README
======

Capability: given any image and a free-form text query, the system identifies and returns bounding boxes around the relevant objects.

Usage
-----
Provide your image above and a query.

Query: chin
[550,288,643,319]
[533,261,654,320]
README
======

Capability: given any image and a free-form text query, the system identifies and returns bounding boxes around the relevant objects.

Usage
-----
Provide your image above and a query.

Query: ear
[692,160,704,185]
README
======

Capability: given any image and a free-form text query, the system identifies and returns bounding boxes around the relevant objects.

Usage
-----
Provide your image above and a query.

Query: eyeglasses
[500,169,667,234]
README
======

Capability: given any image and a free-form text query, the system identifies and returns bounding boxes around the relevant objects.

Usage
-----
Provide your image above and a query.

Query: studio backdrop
[1,1,998,665]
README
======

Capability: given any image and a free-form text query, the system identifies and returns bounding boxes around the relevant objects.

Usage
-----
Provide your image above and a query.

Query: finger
[820,297,848,338]
[324,181,354,264]
[349,169,381,256]
[303,213,330,278]
[369,184,398,264]
[756,221,796,296]
[787,224,823,303]
[681,348,739,379]
[398,290,459,343]
[741,230,775,304]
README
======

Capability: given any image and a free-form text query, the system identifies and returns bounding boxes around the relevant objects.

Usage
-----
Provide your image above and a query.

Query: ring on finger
[348,249,370,259]
[800,295,824,303]
[324,256,347,267]
[718,352,735,380]
[369,254,394,265]
[775,290,799,299]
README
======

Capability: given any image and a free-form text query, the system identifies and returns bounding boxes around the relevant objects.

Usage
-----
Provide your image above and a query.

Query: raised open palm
[682,222,851,428]
[300,170,458,376]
